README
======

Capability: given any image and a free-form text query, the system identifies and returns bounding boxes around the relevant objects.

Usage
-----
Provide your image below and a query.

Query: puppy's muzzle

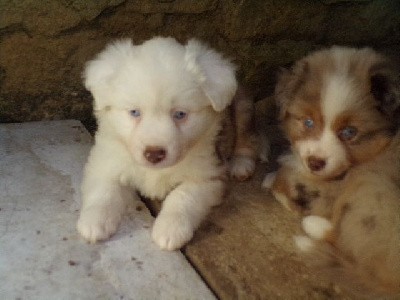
[307,156,326,172]
[144,146,167,164]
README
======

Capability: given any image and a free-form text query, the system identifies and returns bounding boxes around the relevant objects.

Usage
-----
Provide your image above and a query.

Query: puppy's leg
[268,168,298,212]
[77,159,129,243]
[152,179,224,250]
[229,87,258,181]
[230,154,256,181]
[77,183,130,243]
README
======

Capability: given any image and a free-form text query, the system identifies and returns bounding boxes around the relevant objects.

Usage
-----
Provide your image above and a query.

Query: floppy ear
[185,39,237,112]
[83,39,134,111]
[274,67,292,120]
[275,60,309,120]
[370,60,400,127]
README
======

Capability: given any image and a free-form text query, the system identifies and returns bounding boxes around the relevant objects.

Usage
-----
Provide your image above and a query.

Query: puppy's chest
[120,168,179,200]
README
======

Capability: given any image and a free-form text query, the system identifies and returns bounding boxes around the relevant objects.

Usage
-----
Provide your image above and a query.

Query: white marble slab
[0,120,215,300]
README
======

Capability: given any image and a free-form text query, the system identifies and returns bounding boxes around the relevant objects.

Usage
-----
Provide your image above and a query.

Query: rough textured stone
[0,0,124,34]
[220,0,328,41]
[125,0,218,14]
[323,0,400,44]
[0,120,216,300]
[1,0,399,123]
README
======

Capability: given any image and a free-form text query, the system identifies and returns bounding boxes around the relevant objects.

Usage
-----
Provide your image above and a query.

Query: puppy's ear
[370,60,400,127]
[274,67,292,120]
[185,39,237,112]
[275,60,309,120]
[83,39,134,111]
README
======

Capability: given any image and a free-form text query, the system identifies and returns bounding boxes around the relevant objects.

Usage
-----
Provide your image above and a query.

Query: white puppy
[76,37,238,250]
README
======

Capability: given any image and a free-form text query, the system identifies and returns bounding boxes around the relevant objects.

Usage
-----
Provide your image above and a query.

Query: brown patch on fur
[341,203,352,216]
[348,133,392,164]
[331,190,359,227]
[331,107,393,165]
[285,101,325,144]
[324,229,337,245]
[361,215,377,232]
[294,183,320,212]
[275,60,310,120]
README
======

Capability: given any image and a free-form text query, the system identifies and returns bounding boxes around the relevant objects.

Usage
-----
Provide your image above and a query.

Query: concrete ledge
[0,120,214,300]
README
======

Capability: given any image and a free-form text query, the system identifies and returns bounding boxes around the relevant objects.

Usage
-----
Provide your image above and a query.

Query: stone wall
[1,0,399,125]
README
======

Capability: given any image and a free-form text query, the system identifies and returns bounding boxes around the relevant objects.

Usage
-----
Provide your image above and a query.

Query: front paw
[262,172,276,189]
[77,205,122,243]
[230,155,255,181]
[152,213,194,251]
[301,215,333,240]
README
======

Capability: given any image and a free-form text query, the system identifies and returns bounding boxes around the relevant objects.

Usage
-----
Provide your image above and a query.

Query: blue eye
[339,126,358,141]
[173,110,187,120]
[129,110,141,118]
[304,118,314,129]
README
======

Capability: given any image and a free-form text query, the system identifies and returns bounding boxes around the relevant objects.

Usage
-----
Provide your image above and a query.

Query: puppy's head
[276,46,400,179]
[84,37,237,168]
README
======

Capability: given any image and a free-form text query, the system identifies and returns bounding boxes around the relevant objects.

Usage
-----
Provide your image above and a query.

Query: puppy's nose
[144,147,166,164]
[307,156,326,172]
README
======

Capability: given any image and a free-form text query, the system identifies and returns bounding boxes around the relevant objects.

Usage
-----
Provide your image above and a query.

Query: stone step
[0,120,215,300]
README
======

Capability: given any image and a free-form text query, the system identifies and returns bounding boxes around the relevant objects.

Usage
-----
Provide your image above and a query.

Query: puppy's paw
[152,214,194,251]
[77,205,122,243]
[302,215,332,240]
[230,155,255,181]
[258,137,270,163]
[293,235,315,252]
[262,172,276,189]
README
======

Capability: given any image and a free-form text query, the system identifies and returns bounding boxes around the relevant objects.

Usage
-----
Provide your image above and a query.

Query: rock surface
[0,120,215,300]
[1,0,399,123]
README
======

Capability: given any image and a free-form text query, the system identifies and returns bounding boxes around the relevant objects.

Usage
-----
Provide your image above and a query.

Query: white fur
[77,37,237,250]
[230,155,256,181]
[301,215,333,240]
[294,71,362,178]
[295,127,349,178]
[262,172,276,189]
[322,74,356,124]
[330,46,357,74]
[185,40,237,112]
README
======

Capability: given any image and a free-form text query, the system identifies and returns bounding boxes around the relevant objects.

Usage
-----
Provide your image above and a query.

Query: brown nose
[307,156,326,172]
[144,147,166,164]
